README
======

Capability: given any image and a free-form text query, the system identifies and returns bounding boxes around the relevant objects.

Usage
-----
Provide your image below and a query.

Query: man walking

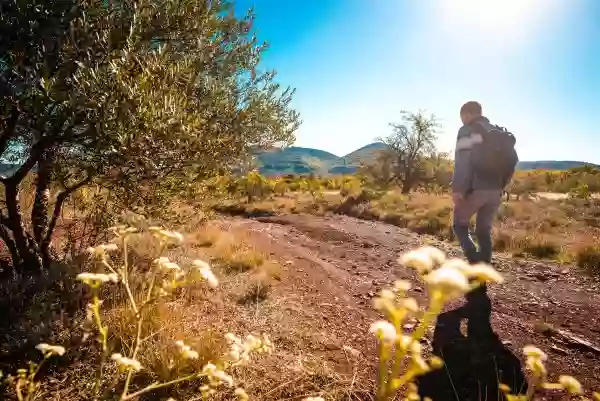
[451,101,518,337]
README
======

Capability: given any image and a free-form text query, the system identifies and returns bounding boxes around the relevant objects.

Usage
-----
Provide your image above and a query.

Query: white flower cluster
[400,246,503,300]
[175,340,199,360]
[225,333,274,366]
[111,353,143,372]
[202,363,234,387]
[86,243,119,260]
[36,343,66,357]
[149,226,184,244]
[192,259,219,288]
[110,225,138,237]
[76,272,119,286]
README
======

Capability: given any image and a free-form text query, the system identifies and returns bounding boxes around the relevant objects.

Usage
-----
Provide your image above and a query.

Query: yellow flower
[235,388,249,401]
[419,246,446,266]
[76,272,119,286]
[153,257,181,272]
[558,375,583,394]
[369,320,397,343]
[380,289,395,301]
[399,297,419,313]
[175,340,199,359]
[399,250,434,274]
[397,335,418,352]
[111,353,143,372]
[523,345,547,361]
[202,363,234,387]
[440,258,470,272]
[36,343,66,357]
[423,266,469,297]
[87,244,119,259]
[406,392,420,401]
[393,280,411,292]
[373,295,395,315]
[429,355,444,369]
[229,332,274,364]
[525,356,547,377]
[193,260,219,288]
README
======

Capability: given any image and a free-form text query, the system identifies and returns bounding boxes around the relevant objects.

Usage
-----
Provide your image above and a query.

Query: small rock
[414,287,423,293]
[560,268,570,274]
[285,260,294,265]
[367,291,375,298]
[502,340,512,346]
[403,323,416,330]
[534,273,550,282]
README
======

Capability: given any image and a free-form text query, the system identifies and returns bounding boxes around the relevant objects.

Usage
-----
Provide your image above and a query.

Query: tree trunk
[32,150,55,243]
[3,183,44,274]
[401,170,413,194]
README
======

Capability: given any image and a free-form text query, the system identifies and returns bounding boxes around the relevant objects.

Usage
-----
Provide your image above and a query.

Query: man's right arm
[452,126,482,196]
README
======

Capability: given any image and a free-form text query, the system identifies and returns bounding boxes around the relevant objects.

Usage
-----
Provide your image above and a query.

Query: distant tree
[0,0,299,273]
[359,150,395,187]
[378,111,440,194]
[421,152,453,194]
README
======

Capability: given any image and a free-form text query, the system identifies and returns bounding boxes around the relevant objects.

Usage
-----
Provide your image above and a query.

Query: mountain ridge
[254,142,599,176]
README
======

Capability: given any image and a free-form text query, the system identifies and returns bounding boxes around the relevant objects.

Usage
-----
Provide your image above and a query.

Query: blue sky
[236,0,600,163]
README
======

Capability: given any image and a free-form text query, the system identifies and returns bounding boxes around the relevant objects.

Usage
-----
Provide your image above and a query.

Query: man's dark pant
[452,189,502,338]
[452,189,503,265]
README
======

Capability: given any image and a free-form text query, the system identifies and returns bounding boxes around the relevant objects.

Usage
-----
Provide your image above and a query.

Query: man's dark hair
[460,101,482,116]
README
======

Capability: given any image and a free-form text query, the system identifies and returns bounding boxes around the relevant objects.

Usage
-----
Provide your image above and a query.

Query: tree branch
[42,173,93,247]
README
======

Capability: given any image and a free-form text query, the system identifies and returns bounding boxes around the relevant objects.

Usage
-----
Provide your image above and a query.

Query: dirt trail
[222,212,600,396]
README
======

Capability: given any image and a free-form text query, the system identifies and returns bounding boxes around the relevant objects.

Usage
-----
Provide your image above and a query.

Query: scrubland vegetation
[211,166,600,276]
[1,0,600,400]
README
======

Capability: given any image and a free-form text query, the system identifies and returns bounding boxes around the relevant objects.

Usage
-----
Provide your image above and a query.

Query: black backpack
[469,122,519,186]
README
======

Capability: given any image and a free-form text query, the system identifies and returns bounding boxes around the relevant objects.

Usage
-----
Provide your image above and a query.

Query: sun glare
[432,0,559,47]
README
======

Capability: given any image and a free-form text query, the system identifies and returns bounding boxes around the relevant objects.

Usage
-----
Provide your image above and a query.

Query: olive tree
[0,0,300,273]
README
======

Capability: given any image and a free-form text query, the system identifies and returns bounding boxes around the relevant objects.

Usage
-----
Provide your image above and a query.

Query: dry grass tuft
[218,248,266,273]
[193,223,225,248]
[237,272,273,305]
[575,245,600,275]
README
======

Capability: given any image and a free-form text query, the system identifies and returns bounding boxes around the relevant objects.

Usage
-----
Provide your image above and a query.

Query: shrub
[523,237,560,259]
[569,183,591,200]
[576,246,600,275]
[237,273,273,305]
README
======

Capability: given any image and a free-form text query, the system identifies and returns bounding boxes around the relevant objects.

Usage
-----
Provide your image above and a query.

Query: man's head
[460,101,482,125]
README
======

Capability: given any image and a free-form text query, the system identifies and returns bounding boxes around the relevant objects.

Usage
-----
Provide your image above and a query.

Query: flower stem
[376,343,390,401]
[120,315,144,400]
[122,373,206,400]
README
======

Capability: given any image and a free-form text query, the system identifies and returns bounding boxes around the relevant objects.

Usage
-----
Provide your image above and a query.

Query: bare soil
[216,212,600,400]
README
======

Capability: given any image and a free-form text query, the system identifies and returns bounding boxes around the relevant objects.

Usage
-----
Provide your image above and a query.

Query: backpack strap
[467,121,490,135]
